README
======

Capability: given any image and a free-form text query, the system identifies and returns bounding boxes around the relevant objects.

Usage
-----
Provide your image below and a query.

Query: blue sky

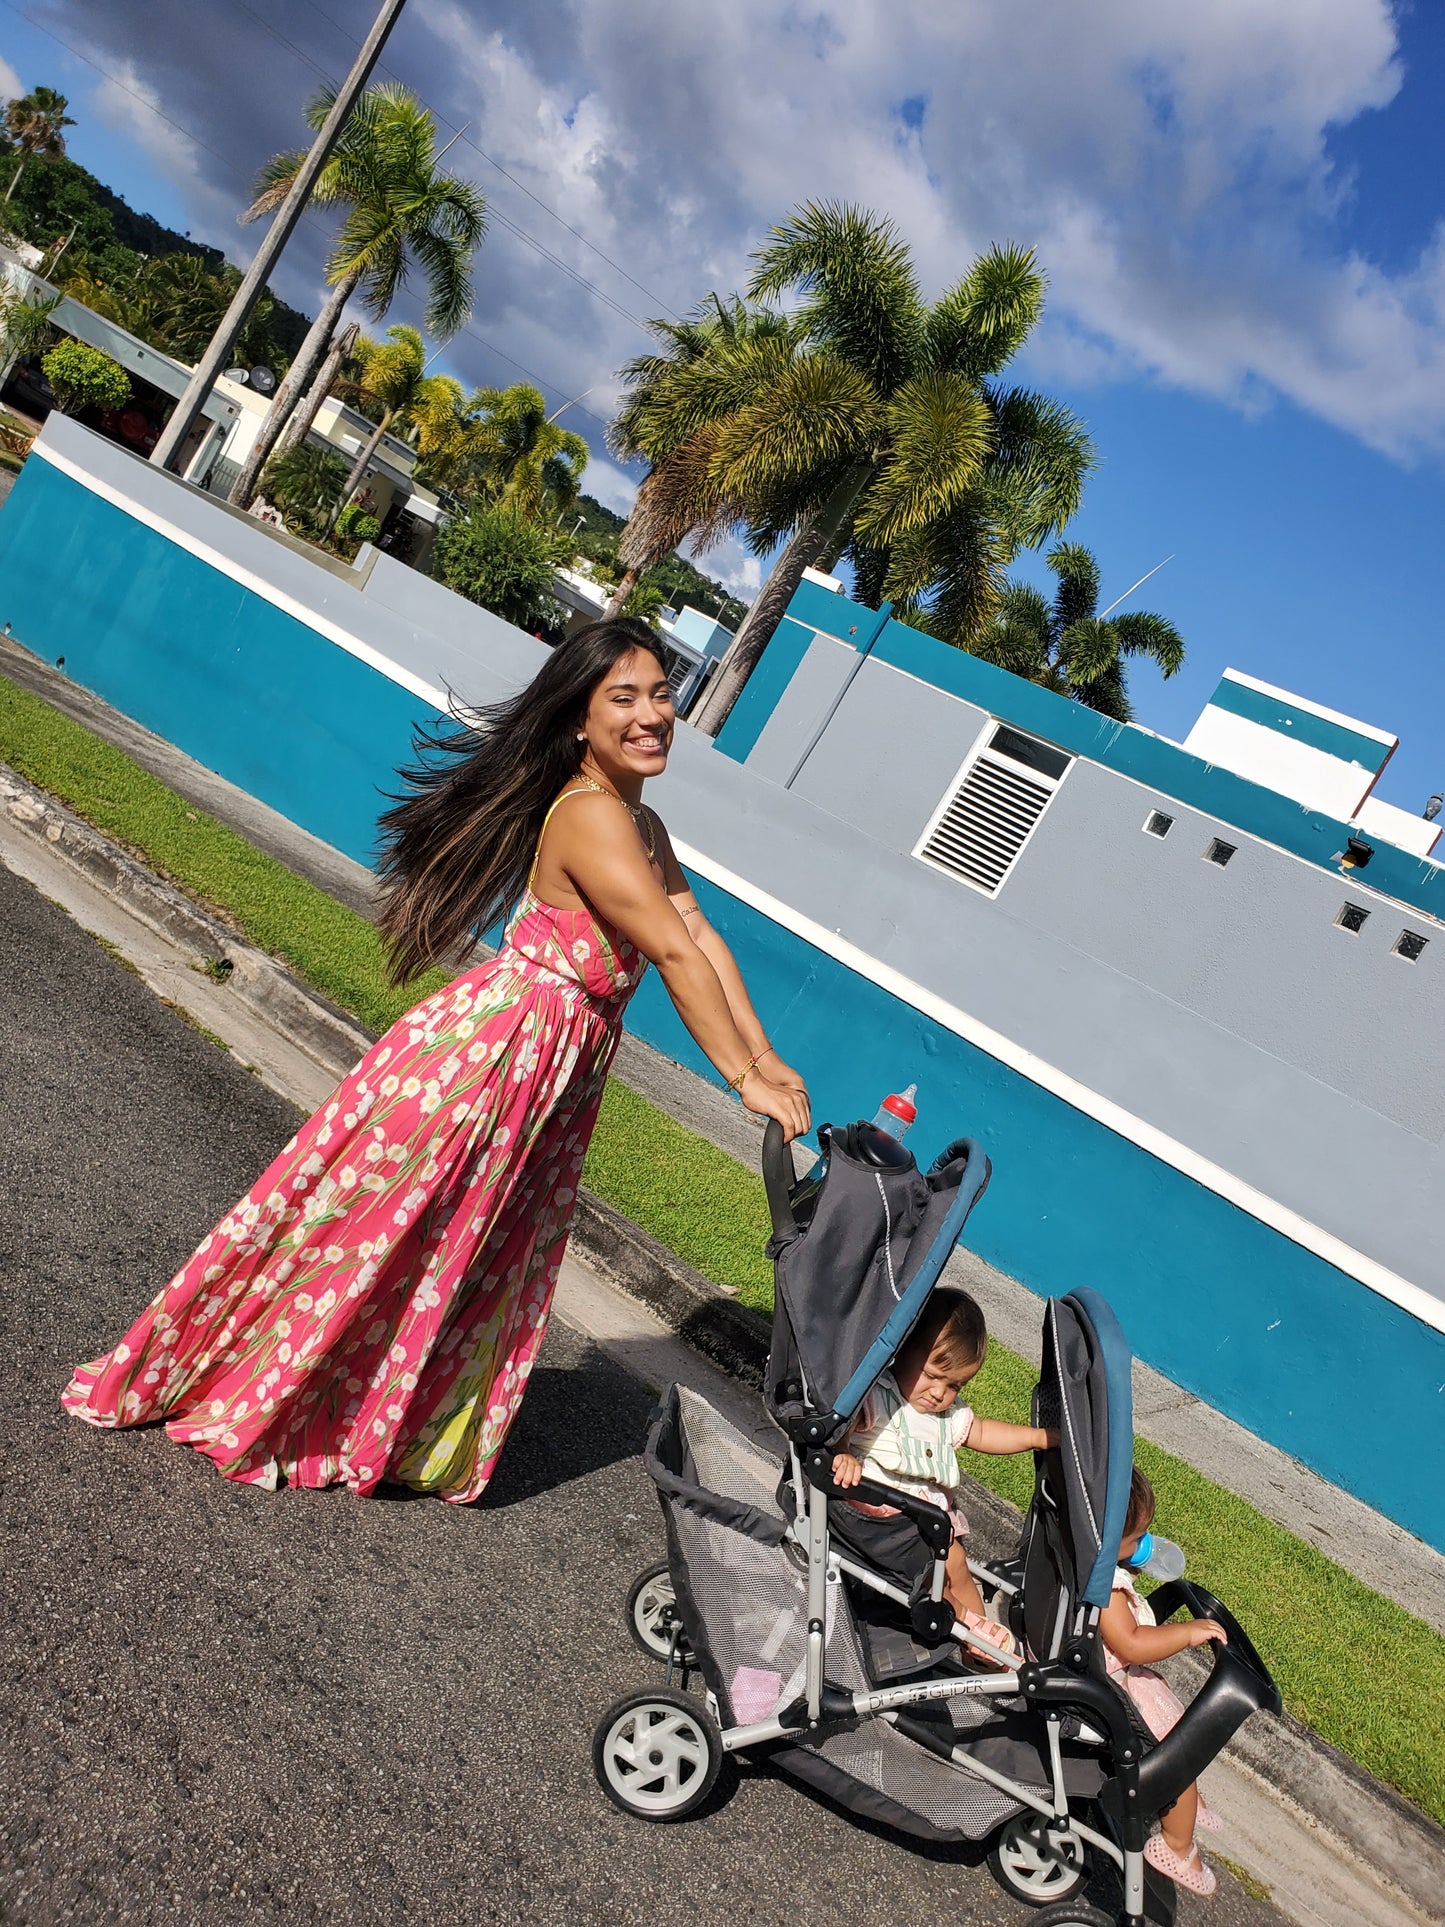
[1,0,1442,810]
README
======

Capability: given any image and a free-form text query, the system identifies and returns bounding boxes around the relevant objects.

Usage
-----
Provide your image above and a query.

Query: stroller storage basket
[645,1384,1033,1844]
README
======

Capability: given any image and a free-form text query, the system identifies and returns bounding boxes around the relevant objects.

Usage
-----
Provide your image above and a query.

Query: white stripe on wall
[38,435,1445,1337]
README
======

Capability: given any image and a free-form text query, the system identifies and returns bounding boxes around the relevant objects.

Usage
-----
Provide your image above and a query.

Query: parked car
[2,354,55,420]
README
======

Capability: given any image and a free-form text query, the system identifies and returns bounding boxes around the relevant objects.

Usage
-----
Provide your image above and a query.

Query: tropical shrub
[335,501,382,545]
[259,441,347,542]
[40,338,129,415]
[434,505,567,630]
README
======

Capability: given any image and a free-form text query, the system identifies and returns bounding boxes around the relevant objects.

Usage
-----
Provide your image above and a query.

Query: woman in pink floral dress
[63,620,810,1502]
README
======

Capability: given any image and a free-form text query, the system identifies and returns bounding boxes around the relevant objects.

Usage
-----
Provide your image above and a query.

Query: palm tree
[323,324,455,535]
[610,204,1092,734]
[3,87,75,204]
[0,287,60,368]
[229,82,487,510]
[277,320,359,455]
[63,254,285,372]
[426,381,589,519]
[603,296,795,615]
[973,544,1184,721]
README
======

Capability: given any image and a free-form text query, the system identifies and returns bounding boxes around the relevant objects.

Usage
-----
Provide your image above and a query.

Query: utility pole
[150,0,408,472]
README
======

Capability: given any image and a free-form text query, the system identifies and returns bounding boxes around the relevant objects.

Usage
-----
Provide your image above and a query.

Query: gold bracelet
[727,1052,762,1093]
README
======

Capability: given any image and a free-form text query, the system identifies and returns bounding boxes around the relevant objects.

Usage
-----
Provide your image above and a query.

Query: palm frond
[853,371,992,547]
[748,200,927,395]
[1046,541,1101,634]
[993,581,1052,639]
[708,351,883,500]
[983,386,1095,547]
[925,245,1045,381]
[1057,617,1121,685]
[1112,609,1185,676]
[890,498,1009,644]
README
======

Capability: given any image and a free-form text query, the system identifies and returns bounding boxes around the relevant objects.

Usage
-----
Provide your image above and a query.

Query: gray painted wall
[737,626,1445,1297]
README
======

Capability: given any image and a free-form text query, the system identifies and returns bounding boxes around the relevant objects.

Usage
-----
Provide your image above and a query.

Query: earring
[575,733,586,743]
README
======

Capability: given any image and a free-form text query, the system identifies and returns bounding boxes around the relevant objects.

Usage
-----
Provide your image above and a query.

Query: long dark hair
[376,618,665,982]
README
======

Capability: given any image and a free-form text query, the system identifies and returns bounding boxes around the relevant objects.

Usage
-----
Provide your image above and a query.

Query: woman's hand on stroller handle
[740,1067,810,1141]
[759,1048,807,1094]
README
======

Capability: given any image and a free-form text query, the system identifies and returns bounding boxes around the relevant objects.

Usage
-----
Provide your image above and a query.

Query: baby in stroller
[829,1285,1057,1654]
[1103,1468,1229,1896]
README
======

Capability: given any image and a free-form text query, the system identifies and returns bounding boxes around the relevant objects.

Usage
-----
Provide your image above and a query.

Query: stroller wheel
[988,1813,1089,1905]
[593,1688,723,1822]
[626,1560,693,1665]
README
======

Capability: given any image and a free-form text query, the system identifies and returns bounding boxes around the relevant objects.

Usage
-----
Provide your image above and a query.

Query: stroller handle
[761,1118,798,1243]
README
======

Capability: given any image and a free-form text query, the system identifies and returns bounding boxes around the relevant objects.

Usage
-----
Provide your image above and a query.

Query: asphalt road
[0,859,1289,1927]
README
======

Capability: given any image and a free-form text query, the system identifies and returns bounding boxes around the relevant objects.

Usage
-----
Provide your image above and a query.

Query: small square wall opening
[1204,839,1237,867]
[1394,931,1429,962]
[1143,810,1174,839]
[1335,903,1369,934]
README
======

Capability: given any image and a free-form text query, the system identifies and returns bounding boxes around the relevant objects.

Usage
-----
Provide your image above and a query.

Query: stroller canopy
[1040,1287,1134,1609]
[766,1123,991,1433]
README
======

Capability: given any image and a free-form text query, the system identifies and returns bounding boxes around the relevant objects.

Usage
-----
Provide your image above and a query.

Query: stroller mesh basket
[647,1384,1030,1842]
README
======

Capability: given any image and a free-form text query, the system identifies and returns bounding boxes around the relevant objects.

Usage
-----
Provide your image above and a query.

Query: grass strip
[2,665,1442,1825]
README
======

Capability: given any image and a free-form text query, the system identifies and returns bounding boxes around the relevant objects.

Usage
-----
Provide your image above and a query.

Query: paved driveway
[0,861,1285,1925]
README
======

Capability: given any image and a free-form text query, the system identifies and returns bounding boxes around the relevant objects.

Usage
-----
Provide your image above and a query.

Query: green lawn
[2,665,1442,1827]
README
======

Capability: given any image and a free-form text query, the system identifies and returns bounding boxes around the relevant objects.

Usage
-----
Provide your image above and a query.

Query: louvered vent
[664,653,693,696]
[916,725,1072,896]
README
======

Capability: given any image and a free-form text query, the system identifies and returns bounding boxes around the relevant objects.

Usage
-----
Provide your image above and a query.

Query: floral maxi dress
[62,890,645,1502]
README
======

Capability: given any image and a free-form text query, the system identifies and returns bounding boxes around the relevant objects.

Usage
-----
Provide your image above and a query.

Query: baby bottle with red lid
[870,1083,918,1141]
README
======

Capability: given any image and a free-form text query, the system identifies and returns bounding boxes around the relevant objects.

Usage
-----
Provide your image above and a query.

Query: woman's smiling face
[582,648,675,785]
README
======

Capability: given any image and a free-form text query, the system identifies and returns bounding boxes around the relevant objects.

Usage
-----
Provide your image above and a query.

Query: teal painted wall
[714,613,818,763]
[2,454,1440,1550]
[0,457,444,865]
[1205,674,1391,771]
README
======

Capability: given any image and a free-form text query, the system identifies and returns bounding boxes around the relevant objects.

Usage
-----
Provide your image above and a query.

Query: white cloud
[0,56,23,103]
[580,453,639,518]
[91,60,202,178]
[44,0,1445,464]
[407,0,1441,458]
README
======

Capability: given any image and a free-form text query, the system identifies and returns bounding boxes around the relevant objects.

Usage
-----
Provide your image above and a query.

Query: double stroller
[592,1116,1281,1926]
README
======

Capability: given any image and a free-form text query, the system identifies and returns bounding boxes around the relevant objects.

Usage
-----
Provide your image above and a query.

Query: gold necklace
[573,772,657,862]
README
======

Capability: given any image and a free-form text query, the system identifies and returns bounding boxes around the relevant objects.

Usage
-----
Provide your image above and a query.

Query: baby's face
[896,1340,981,1415]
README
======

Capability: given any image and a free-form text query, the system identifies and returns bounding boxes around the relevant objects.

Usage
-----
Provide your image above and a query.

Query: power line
[297,0,681,319]
[235,0,659,331]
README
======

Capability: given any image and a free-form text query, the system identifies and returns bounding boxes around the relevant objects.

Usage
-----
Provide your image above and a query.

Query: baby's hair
[902,1287,986,1373]
[1124,1466,1156,1541]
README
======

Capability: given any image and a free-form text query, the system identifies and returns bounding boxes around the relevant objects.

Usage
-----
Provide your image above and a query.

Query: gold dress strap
[528,786,601,888]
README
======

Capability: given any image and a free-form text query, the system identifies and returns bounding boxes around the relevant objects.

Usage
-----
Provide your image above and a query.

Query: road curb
[4,757,1441,1921]
[0,763,373,1078]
